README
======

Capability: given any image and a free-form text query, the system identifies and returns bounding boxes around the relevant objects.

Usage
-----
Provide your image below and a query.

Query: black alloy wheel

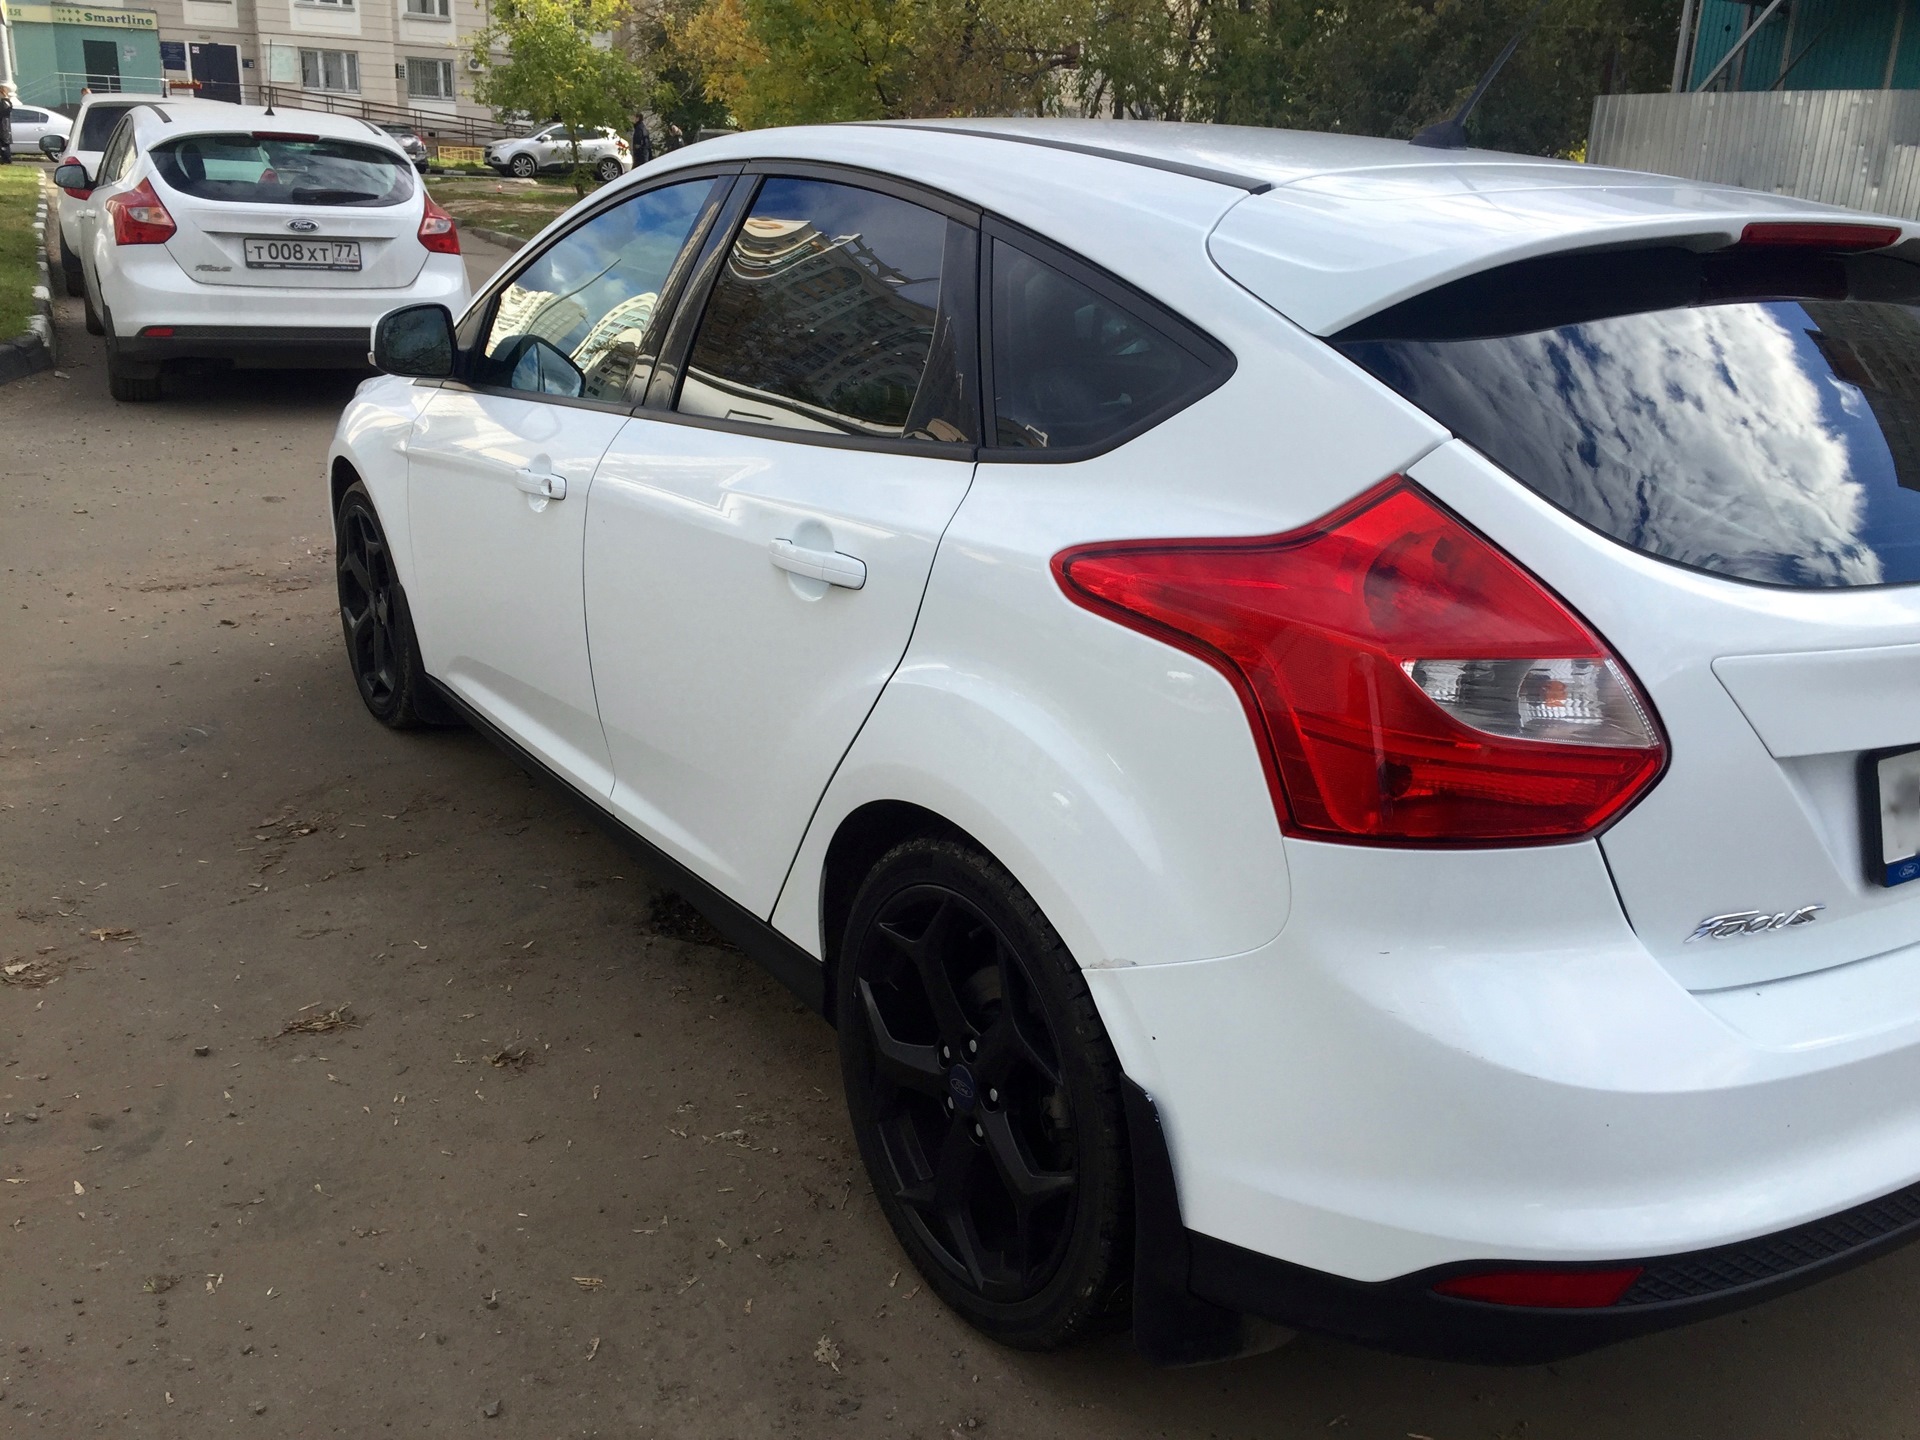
[838,839,1131,1349]
[335,481,442,728]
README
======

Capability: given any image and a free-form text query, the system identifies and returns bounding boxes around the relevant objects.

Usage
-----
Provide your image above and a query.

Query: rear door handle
[514,467,567,500]
[770,537,866,590]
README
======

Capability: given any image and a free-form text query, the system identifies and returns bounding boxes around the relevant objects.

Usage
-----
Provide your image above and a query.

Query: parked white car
[330,119,1920,1364]
[485,124,629,181]
[56,102,470,401]
[10,102,70,154]
[54,92,156,297]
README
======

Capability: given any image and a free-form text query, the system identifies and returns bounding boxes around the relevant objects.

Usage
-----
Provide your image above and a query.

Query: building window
[405,0,451,16]
[405,56,455,98]
[300,49,360,92]
[305,0,355,8]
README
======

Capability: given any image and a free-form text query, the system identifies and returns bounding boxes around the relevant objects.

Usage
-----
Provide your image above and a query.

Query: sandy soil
[4,225,1919,1440]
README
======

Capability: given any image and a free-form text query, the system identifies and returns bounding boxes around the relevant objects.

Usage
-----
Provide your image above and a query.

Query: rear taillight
[418,194,460,255]
[1053,478,1666,845]
[107,178,175,245]
[1434,1267,1644,1308]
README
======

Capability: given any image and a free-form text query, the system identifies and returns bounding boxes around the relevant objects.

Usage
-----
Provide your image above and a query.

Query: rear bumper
[1179,1182,1920,1362]
[114,325,372,369]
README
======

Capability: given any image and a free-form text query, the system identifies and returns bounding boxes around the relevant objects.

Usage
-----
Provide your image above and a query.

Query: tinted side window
[678,178,973,443]
[989,239,1218,451]
[477,178,716,404]
[98,122,133,185]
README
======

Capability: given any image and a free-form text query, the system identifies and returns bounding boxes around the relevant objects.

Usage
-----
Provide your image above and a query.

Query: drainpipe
[1888,2,1909,90]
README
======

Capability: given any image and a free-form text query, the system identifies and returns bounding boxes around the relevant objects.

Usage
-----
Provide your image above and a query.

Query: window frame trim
[638,163,984,460]
[442,162,745,415]
[977,215,1236,464]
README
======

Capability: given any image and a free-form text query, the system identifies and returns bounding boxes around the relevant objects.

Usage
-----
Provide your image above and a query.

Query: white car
[485,124,629,181]
[54,92,157,297]
[11,102,70,155]
[55,102,470,401]
[329,119,1920,1364]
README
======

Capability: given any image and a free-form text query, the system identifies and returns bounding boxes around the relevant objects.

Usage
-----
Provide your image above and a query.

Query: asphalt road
[3,224,1918,1439]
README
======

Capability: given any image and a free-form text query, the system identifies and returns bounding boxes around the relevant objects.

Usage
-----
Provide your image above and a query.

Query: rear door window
[676,177,975,443]
[151,134,414,206]
[1338,247,1920,589]
[987,237,1224,453]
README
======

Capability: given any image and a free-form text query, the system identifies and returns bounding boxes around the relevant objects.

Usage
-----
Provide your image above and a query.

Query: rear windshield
[151,134,413,207]
[79,104,137,151]
[1338,247,1920,589]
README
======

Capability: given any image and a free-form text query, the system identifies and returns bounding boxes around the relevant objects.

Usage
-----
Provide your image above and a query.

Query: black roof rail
[855,121,1273,195]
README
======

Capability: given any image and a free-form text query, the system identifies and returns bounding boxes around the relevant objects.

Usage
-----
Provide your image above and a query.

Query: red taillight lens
[1740,220,1902,251]
[107,178,176,245]
[1053,478,1666,845]
[418,194,460,255]
[1433,1267,1644,1308]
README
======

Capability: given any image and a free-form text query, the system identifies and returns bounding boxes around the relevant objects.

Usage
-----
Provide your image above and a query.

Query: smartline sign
[6,3,159,28]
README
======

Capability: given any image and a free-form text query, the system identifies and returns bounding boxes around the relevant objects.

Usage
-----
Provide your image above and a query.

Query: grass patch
[427,173,605,241]
[0,165,45,340]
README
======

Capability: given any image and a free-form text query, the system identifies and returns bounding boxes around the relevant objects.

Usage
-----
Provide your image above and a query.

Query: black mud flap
[1124,1078,1288,1365]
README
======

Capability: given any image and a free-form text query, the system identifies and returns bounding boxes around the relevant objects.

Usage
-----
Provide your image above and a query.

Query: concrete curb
[466,225,527,251]
[0,175,55,385]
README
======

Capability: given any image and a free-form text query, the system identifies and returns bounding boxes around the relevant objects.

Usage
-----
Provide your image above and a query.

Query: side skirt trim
[426,677,828,1017]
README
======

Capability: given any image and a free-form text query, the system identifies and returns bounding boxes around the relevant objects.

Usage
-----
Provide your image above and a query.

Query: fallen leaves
[1,959,59,988]
[86,927,137,943]
[486,1045,538,1073]
[141,1274,179,1295]
[276,1004,359,1038]
[571,1276,604,1291]
[813,1334,842,1372]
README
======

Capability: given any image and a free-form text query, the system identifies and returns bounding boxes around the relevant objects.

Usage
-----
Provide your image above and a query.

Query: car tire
[82,281,104,336]
[509,153,536,179]
[836,837,1132,1351]
[60,244,83,298]
[595,157,622,183]
[335,481,452,730]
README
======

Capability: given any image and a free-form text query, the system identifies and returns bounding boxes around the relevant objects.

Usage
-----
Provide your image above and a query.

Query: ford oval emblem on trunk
[288,219,319,233]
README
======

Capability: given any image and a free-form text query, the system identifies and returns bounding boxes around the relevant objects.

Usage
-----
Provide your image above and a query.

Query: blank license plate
[244,237,361,271]
[1870,746,1920,886]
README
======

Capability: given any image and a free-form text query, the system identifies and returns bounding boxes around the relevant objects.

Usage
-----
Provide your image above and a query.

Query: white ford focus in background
[326,119,1920,1364]
[56,102,470,401]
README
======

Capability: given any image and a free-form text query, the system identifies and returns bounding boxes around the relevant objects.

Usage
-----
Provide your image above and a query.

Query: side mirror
[372,303,455,378]
[52,160,91,195]
[39,133,64,157]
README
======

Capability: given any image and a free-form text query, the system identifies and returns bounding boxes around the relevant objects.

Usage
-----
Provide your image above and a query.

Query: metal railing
[254,85,510,147]
[13,72,168,110]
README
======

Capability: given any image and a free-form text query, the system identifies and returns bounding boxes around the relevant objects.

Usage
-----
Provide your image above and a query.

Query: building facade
[2,0,497,138]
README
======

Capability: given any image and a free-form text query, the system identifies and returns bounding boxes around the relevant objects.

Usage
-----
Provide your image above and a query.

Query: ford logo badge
[288,219,319,233]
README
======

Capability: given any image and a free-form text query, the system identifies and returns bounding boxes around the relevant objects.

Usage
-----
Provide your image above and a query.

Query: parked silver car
[485,124,630,181]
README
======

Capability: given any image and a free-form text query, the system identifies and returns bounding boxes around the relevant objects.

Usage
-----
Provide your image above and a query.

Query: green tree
[470,0,653,192]
[1082,0,1680,158]
[671,0,1089,127]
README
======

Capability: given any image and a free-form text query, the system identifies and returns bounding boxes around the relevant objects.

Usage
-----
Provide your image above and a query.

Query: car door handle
[514,467,566,500]
[769,537,866,590]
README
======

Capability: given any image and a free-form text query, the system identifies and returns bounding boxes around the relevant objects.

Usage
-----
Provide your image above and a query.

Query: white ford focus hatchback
[328,119,1920,1363]
[57,102,470,401]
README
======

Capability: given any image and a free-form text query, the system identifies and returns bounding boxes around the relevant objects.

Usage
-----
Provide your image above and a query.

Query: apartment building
[3,0,498,135]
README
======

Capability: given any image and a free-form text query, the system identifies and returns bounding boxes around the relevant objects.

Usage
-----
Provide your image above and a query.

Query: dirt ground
[6,224,1920,1440]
